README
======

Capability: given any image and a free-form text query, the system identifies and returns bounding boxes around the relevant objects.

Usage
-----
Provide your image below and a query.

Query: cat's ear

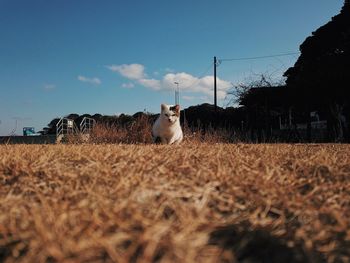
[161,104,167,112]
[175,104,180,113]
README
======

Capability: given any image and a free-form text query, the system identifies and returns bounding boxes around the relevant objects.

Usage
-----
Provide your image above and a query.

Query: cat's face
[161,104,180,124]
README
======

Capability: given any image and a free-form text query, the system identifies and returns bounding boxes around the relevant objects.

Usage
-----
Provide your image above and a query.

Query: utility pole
[174,82,179,105]
[214,56,217,111]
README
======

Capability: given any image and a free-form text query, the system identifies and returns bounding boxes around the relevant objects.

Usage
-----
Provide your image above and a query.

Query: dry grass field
[1,143,350,263]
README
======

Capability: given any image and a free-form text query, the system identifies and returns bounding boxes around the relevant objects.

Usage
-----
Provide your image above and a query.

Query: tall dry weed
[89,116,243,145]
[90,114,153,144]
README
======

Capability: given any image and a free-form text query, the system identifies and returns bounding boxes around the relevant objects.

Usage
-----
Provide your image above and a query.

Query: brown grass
[87,115,239,144]
[89,115,154,144]
[1,143,350,263]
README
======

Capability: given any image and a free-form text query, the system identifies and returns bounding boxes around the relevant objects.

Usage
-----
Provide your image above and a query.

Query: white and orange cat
[152,104,183,144]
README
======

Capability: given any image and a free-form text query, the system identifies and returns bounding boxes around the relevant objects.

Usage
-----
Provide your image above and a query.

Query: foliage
[284,5,350,105]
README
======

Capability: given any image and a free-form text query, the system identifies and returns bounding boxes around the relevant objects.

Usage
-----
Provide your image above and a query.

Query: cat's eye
[165,114,169,117]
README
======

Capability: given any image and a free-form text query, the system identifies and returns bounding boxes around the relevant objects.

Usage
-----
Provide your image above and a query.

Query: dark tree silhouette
[41,117,60,135]
[284,1,350,141]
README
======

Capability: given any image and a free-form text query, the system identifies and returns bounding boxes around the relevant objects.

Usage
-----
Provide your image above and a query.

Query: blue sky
[0,0,344,135]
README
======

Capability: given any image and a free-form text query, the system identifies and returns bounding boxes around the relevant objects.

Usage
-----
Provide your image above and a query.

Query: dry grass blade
[0,143,349,262]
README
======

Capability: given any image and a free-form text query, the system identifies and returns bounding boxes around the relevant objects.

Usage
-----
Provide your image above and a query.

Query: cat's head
[160,104,180,124]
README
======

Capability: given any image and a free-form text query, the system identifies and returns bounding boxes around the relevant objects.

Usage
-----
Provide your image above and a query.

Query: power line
[212,51,300,107]
[194,62,214,80]
[185,62,214,89]
[218,51,300,63]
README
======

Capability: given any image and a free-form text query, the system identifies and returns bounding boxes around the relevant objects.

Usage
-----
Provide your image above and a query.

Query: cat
[152,104,183,144]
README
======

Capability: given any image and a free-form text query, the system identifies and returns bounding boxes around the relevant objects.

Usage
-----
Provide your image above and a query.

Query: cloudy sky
[0,0,344,135]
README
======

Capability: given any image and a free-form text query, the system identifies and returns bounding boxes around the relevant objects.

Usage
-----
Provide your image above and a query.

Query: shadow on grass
[208,223,325,263]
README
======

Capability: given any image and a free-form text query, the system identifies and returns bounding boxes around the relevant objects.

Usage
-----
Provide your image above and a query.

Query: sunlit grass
[1,143,349,262]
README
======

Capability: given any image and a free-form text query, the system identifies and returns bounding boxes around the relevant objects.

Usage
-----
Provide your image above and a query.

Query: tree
[228,74,288,142]
[228,74,282,106]
[44,117,60,135]
[284,2,350,141]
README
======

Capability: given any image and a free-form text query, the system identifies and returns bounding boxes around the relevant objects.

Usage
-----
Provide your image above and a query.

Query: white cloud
[121,83,135,89]
[157,72,231,99]
[182,95,195,101]
[138,78,161,90]
[43,84,55,90]
[106,64,146,80]
[108,63,232,99]
[77,75,101,85]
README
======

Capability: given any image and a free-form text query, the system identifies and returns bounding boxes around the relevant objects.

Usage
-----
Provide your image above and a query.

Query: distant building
[23,127,36,136]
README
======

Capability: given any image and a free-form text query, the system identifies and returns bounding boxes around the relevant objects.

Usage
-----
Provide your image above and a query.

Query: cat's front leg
[169,135,182,145]
[172,137,183,145]
[171,132,183,145]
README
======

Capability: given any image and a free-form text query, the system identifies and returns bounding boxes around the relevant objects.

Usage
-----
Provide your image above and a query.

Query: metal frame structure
[80,117,96,134]
[56,118,79,141]
[56,117,96,142]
